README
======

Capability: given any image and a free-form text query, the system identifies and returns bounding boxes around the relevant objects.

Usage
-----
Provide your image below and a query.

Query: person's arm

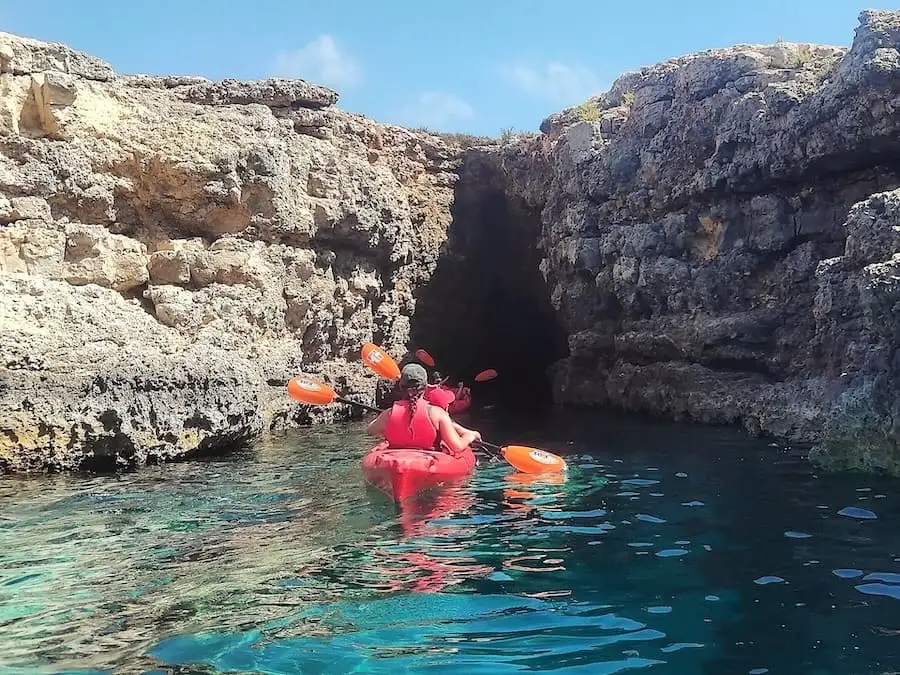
[452,421,475,436]
[366,410,389,437]
[434,409,480,454]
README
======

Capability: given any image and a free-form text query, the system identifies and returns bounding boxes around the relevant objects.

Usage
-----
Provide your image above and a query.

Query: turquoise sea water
[0,409,897,674]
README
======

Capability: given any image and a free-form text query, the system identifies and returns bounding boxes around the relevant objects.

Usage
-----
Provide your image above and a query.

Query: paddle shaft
[335,396,382,414]
[476,440,502,452]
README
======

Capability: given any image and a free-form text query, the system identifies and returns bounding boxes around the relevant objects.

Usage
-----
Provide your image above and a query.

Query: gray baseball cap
[399,363,428,387]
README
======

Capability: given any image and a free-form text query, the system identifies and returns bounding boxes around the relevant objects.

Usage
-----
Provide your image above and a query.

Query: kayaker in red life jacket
[424,370,456,410]
[367,363,481,456]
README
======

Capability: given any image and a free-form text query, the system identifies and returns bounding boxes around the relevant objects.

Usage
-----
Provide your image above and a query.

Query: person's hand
[462,430,481,447]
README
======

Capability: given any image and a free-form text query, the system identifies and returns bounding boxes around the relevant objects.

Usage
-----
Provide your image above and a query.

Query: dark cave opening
[410,156,569,410]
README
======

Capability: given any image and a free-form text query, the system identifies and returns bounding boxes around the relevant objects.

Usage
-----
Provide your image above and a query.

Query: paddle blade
[474,368,498,382]
[501,445,567,474]
[287,377,338,405]
[415,349,435,367]
[361,343,401,380]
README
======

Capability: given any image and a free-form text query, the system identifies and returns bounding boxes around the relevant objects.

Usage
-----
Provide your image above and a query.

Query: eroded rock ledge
[0,30,459,471]
[414,9,900,474]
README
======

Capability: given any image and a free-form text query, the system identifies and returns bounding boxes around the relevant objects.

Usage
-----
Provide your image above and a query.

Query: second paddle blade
[361,343,401,380]
[474,368,498,382]
[287,377,338,405]
[415,349,436,367]
[501,445,568,474]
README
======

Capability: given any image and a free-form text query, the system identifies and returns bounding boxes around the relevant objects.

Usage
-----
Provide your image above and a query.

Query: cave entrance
[410,160,569,410]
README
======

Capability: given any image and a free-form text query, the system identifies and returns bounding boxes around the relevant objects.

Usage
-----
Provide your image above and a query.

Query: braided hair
[403,382,427,431]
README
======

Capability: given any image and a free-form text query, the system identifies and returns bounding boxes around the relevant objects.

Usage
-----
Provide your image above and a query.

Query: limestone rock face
[504,10,900,473]
[807,188,900,474]
[0,30,458,471]
[4,10,900,475]
[421,10,900,474]
[0,276,265,472]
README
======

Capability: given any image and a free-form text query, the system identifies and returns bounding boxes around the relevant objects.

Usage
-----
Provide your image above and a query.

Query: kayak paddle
[414,348,498,384]
[361,342,401,381]
[473,369,498,382]
[287,376,381,413]
[415,349,436,367]
[287,374,567,474]
[358,343,567,474]
[491,444,568,473]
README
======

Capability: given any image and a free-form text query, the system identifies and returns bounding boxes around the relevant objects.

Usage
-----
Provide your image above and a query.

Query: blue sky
[0,0,887,135]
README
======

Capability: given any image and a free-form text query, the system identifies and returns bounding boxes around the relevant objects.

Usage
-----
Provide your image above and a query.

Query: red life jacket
[424,384,456,410]
[384,398,439,450]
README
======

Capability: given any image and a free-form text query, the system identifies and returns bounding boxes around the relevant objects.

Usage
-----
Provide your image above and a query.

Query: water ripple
[855,583,900,601]
[838,506,878,520]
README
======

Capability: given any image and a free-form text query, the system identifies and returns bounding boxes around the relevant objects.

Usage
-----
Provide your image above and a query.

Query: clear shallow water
[0,409,898,674]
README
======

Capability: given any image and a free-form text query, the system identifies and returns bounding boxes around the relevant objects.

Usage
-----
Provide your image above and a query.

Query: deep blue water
[0,408,898,674]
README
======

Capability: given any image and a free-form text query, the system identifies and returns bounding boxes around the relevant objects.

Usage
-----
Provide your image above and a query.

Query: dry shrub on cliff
[410,128,498,148]
[499,127,539,144]
[776,39,843,82]
[573,101,601,122]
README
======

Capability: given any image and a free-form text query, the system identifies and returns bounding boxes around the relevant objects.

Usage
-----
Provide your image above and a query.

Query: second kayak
[361,442,477,502]
[448,389,471,414]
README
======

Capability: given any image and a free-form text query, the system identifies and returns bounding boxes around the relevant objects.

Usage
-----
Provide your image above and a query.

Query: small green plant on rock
[784,43,840,84]
[793,44,814,67]
[573,101,600,122]
[622,91,636,107]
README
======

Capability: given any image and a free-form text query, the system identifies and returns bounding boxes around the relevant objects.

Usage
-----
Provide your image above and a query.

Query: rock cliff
[2,10,899,476]
[413,9,900,474]
[0,31,458,471]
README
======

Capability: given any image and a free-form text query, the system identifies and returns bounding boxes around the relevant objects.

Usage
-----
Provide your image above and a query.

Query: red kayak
[361,441,477,502]
[448,388,471,414]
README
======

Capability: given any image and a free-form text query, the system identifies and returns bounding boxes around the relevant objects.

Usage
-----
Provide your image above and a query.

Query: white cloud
[272,35,361,89]
[498,61,603,105]
[397,91,475,129]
